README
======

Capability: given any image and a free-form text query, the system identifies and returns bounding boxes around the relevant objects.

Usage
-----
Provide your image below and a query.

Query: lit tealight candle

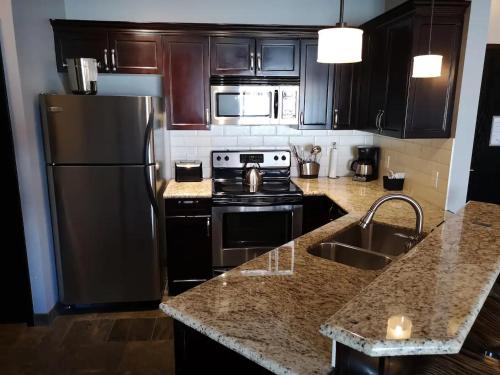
[386,315,412,340]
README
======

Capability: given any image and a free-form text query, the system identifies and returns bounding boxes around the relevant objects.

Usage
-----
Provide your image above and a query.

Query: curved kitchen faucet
[359,194,424,239]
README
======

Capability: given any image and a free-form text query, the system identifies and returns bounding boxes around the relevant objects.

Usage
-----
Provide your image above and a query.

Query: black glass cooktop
[213,180,302,198]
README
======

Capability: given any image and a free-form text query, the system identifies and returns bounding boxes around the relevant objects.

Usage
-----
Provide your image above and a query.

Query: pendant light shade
[317,27,363,63]
[412,54,442,78]
[317,0,363,64]
[411,0,442,78]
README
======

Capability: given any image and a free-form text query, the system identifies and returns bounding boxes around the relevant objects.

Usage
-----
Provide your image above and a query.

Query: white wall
[64,0,384,26]
[488,0,500,43]
[446,0,492,212]
[1,0,66,315]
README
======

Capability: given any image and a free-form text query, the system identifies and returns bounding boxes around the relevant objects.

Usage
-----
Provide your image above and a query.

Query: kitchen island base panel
[173,321,273,375]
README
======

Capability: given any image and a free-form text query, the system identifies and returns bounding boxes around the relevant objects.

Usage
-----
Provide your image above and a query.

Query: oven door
[212,204,302,268]
[211,85,279,125]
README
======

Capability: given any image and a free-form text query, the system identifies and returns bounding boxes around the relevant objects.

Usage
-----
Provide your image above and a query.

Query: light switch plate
[489,116,500,146]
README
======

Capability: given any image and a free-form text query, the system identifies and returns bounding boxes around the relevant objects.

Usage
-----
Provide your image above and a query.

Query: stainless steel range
[211,150,303,274]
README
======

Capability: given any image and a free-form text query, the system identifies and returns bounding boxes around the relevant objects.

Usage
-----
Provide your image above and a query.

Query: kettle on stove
[244,163,264,192]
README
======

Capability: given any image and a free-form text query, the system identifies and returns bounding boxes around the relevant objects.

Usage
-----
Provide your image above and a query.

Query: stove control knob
[274,155,279,161]
[224,156,229,161]
[281,155,287,161]
[216,156,221,161]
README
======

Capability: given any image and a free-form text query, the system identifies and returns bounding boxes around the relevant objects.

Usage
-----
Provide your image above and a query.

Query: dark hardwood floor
[0,309,174,375]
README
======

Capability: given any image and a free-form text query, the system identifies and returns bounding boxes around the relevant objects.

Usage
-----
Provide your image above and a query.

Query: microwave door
[211,86,278,125]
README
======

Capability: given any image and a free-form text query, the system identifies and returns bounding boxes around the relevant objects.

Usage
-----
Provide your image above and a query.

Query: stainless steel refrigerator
[40,94,166,306]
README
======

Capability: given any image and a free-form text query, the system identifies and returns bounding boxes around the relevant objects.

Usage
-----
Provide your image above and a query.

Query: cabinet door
[108,32,162,74]
[163,36,210,130]
[256,39,299,77]
[298,39,334,130]
[53,29,109,73]
[165,216,212,295]
[333,64,354,129]
[210,37,255,76]
[379,18,413,138]
[404,20,463,138]
[364,27,388,134]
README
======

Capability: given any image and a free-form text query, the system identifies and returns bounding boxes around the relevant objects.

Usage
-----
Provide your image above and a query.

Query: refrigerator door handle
[143,106,159,217]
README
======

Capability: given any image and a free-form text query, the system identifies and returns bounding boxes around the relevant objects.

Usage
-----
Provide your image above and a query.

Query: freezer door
[47,165,162,305]
[40,94,159,165]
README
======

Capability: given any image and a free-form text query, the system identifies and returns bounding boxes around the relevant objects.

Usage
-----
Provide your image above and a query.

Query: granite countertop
[321,200,500,357]
[160,177,499,374]
[163,179,212,198]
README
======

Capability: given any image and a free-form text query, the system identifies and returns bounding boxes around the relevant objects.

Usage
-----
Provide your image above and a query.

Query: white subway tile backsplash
[289,136,314,145]
[170,130,197,137]
[338,135,367,146]
[263,136,289,146]
[223,126,251,136]
[167,127,373,179]
[237,136,264,146]
[276,126,302,135]
[250,126,277,135]
[191,137,212,147]
[212,136,238,147]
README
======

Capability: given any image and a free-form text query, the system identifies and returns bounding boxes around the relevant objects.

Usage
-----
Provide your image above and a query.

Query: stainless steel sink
[307,221,421,270]
[308,242,392,270]
[330,221,418,258]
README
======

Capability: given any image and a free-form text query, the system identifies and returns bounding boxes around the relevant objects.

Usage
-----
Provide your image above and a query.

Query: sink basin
[329,221,419,258]
[308,242,392,270]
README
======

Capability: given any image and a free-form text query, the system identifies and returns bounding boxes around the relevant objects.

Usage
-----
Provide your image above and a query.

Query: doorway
[0,42,33,324]
[467,45,500,204]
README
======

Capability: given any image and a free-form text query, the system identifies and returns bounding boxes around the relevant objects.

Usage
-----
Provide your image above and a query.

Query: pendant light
[317,0,363,64]
[412,0,442,78]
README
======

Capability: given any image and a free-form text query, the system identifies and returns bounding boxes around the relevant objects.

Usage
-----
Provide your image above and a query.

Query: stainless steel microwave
[210,85,299,126]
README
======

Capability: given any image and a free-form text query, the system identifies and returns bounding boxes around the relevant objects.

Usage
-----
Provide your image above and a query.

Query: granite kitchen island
[161,178,500,374]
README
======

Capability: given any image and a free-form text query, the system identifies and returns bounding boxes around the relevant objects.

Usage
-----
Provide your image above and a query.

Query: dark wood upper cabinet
[352,1,468,138]
[163,36,210,130]
[53,30,109,73]
[108,32,162,74]
[299,39,334,130]
[52,24,162,74]
[404,20,463,138]
[210,37,255,76]
[256,39,299,77]
[332,64,354,129]
[210,37,300,77]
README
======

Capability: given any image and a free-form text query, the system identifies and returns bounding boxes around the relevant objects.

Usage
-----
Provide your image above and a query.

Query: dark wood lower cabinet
[173,321,272,375]
[302,195,347,234]
[165,199,212,295]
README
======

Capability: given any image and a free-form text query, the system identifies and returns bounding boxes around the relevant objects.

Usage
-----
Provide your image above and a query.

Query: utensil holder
[299,162,320,179]
[383,176,405,191]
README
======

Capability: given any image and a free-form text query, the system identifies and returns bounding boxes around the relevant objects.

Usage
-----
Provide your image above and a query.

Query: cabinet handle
[257,52,262,71]
[103,49,109,71]
[333,109,339,129]
[379,110,384,132]
[299,112,304,125]
[250,52,254,71]
[375,110,381,131]
[205,108,210,125]
[62,62,68,68]
[111,49,117,71]
[206,217,211,238]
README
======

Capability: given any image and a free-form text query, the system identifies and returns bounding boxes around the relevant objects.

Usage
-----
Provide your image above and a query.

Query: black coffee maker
[350,146,380,182]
